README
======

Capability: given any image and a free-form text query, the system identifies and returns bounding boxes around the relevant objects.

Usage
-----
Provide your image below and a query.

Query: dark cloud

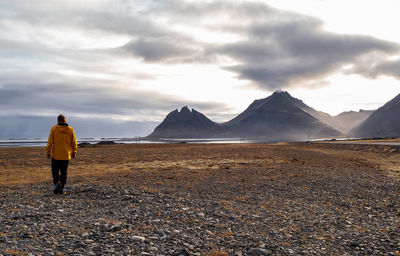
[119,37,205,63]
[0,38,161,87]
[206,9,400,89]
[349,56,400,80]
[218,33,398,89]
[0,1,166,39]
[375,60,400,79]
[0,76,230,121]
[150,0,400,89]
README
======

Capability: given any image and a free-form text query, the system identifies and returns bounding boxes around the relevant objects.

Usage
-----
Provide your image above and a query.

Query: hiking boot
[58,186,65,195]
[53,183,61,194]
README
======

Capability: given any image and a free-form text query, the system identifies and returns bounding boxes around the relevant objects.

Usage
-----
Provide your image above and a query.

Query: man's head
[57,114,66,123]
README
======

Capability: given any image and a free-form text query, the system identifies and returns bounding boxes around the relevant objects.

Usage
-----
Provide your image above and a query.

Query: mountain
[278,96,374,134]
[222,91,341,140]
[148,91,342,141]
[351,93,400,138]
[268,93,340,131]
[331,110,374,134]
[147,106,221,138]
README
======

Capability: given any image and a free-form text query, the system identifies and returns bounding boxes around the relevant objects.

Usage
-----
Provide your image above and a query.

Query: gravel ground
[0,143,399,255]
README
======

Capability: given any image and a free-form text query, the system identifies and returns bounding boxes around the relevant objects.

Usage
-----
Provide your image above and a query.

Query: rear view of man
[46,114,77,194]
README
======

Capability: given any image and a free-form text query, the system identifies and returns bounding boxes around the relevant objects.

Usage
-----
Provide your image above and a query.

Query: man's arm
[71,128,77,158]
[45,127,54,159]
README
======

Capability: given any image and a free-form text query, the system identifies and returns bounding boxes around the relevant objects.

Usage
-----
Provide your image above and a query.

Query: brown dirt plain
[0,142,399,186]
[0,142,399,255]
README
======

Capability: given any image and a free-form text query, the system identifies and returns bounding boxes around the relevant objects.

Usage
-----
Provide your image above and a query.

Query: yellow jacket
[46,123,77,160]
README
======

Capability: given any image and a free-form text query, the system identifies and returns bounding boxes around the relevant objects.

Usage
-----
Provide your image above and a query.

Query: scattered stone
[247,248,273,256]
[149,246,158,251]
[172,248,190,256]
[1,143,399,255]
[131,236,146,242]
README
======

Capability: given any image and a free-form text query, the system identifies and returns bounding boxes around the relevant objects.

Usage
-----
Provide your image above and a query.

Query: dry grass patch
[1,143,399,187]
[205,249,230,256]
[3,249,26,256]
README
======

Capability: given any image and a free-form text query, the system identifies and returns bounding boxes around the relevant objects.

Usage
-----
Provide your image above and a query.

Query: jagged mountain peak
[252,90,305,109]
[148,107,220,138]
[180,106,191,113]
[272,90,290,96]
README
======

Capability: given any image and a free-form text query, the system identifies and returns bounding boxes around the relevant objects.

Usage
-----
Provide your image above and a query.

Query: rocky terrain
[0,143,399,255]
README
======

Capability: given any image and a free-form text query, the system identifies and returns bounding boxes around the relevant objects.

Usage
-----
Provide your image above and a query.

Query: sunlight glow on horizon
[291,74,400,116]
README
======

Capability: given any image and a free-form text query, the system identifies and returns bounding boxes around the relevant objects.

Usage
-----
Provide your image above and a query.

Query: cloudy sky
[1,0,400,125]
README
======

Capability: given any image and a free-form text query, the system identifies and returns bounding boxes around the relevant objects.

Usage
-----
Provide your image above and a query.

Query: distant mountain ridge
[351,93,400,137]
[148,91,342,141]
[331,110,374,134]
[148,90,400,141]
[270,94,374,133]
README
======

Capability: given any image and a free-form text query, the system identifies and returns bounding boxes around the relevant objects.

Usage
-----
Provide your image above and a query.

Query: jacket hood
[56,123,70,134]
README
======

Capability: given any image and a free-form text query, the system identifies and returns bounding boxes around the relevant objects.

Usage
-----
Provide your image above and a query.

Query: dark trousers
[51,158,69,187]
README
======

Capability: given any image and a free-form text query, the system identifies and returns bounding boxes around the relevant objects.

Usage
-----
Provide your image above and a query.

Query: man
[46,114,77,194]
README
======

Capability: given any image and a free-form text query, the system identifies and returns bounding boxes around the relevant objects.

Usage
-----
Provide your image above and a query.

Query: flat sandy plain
[0,143,399,255]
